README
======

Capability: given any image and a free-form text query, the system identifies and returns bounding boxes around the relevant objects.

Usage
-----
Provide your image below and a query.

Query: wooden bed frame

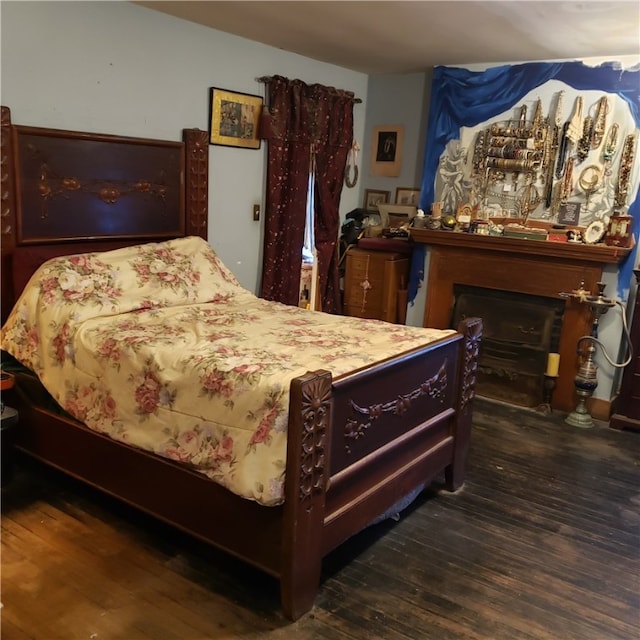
[0,106,482,620]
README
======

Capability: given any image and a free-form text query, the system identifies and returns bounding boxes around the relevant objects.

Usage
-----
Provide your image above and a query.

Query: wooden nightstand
[343,247,409,323]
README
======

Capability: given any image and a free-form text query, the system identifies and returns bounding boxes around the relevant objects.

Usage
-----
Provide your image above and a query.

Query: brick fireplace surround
[411,229,632,418]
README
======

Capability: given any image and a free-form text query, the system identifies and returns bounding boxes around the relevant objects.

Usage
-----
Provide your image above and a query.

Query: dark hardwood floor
[2,398,638,639]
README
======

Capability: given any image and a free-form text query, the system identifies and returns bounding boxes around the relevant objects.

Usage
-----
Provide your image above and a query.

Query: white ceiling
[136,1,640,74]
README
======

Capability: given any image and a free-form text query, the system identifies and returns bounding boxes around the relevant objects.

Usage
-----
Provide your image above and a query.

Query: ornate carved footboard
[280,316,482,619]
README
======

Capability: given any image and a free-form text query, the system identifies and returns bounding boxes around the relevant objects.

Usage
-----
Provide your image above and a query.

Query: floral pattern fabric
[1,236,455,505]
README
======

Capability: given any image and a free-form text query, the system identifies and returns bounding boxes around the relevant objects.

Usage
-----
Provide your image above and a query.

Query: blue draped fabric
[409,60,640,304]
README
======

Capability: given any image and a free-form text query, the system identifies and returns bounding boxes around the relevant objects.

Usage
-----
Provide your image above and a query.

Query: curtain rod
[256,76,362,103]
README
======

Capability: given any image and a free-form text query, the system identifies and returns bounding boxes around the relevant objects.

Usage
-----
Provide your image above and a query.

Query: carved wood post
[446,316,482,490]
[183,128,208,240]
[1,106,17,324]
[280,369,332,620]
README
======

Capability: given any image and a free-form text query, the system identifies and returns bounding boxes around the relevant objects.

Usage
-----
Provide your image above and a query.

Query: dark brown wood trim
[281,370,332,621]
[183,128,208,240]
[411,228,632,265]
[446,317,482,490]
[1,106,17,324]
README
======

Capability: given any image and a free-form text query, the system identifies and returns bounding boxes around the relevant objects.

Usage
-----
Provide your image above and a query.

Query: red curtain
[313,95,353,313]
[260,76,355,312]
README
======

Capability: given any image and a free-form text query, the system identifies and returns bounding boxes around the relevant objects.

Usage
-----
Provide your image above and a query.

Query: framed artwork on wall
[395,187,420,206]
[370,125,404,177]
[209,87,263,149]
[363,188,390,212]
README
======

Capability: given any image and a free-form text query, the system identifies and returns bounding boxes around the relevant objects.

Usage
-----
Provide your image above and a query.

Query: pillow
[12,241,133,300]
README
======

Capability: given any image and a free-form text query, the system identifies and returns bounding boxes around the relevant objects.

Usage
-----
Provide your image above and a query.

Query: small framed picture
[363,188,390,212]
[395,187,420,206]
[370,125,404,177]
[209,87,263,149]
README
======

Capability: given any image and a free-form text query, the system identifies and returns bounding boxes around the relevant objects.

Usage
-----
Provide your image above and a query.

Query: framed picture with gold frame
[370,125,404,177]
[395,187,420,206]
[363,188,390,212]
[209,87,263,149]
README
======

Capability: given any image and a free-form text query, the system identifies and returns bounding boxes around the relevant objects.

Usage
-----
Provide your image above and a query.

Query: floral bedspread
[1,236,455,505]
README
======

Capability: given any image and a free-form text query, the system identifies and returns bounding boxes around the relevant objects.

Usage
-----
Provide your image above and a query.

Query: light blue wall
[362,72,432,198]
[0,0,369,293]
[361,72,432,326]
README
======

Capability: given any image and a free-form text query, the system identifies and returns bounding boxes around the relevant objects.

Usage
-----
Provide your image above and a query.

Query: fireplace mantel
[411,229,632,266]
[411,229,632,416]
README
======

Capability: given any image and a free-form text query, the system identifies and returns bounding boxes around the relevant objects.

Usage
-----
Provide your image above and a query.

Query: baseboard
[476,393,612,424]
[587,397,611,422]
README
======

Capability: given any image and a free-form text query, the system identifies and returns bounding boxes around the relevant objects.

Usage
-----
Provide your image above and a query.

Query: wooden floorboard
[2,398,638,639]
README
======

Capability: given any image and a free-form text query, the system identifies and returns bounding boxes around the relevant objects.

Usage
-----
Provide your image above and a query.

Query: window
[302,170,315,264]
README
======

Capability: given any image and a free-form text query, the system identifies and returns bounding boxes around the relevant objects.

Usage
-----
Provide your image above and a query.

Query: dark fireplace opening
[451,285,565,408]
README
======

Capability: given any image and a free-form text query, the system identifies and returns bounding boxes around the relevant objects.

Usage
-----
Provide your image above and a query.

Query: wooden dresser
[343,247,409,323]
[610,268,640,431]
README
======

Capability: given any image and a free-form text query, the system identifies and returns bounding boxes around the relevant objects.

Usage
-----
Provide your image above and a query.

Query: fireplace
[452,285,565,407]
[411,228,632,416]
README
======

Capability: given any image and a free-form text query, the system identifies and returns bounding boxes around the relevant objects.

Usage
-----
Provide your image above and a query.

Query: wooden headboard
[1,106,209,323]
